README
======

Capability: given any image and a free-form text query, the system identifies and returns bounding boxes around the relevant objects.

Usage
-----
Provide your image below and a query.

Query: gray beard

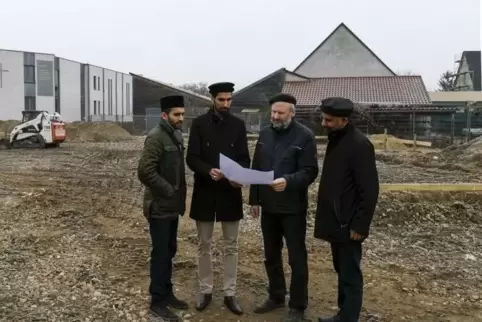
[271,118,292,130]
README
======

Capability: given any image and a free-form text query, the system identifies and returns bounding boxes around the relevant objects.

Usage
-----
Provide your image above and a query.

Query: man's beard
[271,118,291,130]
[167,119,183,130]
[214,106,229,115]
[172,122,183,130]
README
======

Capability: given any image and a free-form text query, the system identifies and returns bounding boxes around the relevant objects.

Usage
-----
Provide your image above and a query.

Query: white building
[0,48,133,123]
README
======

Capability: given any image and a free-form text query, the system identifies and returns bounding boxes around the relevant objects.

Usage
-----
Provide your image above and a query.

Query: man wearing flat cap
[249,93,319,321]
[186,82,250,315]
[314,97,379,322]
[137,95,188,321]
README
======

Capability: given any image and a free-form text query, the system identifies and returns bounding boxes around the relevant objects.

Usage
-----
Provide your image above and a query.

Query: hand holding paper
[219,153,274,185]
[269,178,287,192]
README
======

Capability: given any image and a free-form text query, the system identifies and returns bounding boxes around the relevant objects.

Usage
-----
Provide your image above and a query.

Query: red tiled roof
[282,76,431,106]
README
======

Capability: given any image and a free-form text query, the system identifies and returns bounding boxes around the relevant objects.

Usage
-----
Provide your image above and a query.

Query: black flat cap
[208,82,235,96]
[269,93,297,105]
[160,95,184,111]
[320,97,354,117]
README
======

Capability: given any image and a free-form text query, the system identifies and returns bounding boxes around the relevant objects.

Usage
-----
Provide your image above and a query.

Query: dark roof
[130,73,212,103]
[455,51,481,91]
[293,23,396,76]
[232,68,286,97]
[282,76,431,106]
[233,68,309,98]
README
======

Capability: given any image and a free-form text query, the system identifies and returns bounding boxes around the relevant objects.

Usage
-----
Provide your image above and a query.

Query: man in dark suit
[314,97,379,322]
[186,82,250,315]
[249,93,319,322]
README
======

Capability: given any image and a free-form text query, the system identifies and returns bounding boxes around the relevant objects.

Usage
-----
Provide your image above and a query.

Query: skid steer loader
[0,110,66,149]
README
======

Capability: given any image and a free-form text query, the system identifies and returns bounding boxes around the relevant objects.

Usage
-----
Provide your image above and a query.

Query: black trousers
[149,217,179,306]
[261,211,308,310]
[331,241,363,322]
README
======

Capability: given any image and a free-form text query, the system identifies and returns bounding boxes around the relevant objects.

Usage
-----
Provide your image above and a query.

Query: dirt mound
[375,191,482,226]
[0,120,21,138]
[442,136,482,167]
[370,134,409,150]
[66,122,133,143]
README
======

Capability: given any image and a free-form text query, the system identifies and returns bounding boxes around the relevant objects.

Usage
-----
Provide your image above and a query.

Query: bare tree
[437,70,455,91]
[179,82,210,96]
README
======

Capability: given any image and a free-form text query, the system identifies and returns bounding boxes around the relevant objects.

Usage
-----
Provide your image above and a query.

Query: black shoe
[196,293,212,311]
[318,314,340,322]
[167,294,189,310]
[284,308,306,322]
[150,305,179,321]
[224,296,243,315]
[253,298,285,314]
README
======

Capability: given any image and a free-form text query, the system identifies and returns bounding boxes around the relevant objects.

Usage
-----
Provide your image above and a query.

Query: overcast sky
[1,0,480,92]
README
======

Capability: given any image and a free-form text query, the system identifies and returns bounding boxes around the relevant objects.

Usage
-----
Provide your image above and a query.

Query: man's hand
[350,229,364,241]
[209,168,224,181]
[269,178,287,192]
[251,205,260,218]
[229,181,242,188]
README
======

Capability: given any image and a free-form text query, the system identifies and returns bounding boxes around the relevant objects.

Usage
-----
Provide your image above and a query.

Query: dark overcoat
[186,110,250,222]
[314,123,380,243]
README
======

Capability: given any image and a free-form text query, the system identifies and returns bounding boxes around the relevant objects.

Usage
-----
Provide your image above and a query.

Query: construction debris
[0,120,21,139]
[65,122,133,142]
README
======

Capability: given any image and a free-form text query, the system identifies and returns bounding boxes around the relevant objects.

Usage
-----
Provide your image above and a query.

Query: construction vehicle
[0,110,66,149]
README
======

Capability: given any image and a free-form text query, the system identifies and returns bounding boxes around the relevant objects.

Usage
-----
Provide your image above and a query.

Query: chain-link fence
[97,106,481,149]
[294,106,482,148]
[128,109,266,136]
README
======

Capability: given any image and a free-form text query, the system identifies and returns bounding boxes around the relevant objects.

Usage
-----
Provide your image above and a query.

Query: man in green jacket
[137,95,188,322]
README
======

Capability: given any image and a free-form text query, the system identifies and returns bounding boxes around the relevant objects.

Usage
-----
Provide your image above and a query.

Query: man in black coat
[137,95,188,322]
[186,82,250,315]
[314,97,379,322]
[249,93,319,322]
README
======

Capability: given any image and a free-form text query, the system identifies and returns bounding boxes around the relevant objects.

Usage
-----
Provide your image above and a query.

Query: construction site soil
[0,134,481,322]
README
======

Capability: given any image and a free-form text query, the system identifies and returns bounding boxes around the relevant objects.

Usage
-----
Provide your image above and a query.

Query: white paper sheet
[219,153,274,185]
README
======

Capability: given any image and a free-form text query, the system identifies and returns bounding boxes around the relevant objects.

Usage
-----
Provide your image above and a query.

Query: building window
[98,100,101,114]
[93,75,97,90]
[98,76,101,91]
[23,53,36,111]
[24,66,35,83]
[94,100,97,115]
[24,52,35,66]
[24,83,36,97]
[55,97,60,113]
[108,79,113,115]
[125,83,131,116]
[25,97,36,111]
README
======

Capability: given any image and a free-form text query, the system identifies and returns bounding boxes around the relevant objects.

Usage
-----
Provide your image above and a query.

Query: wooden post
[413,133,417,150]
[383,128,388,150]
[450,113,455,145]
[465,103,471,143]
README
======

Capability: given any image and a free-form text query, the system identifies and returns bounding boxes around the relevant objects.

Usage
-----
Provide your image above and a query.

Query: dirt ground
[1,137,481,322]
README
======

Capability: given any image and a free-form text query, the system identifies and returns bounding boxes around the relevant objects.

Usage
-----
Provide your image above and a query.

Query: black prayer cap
[269,93,297,106]
[160,95,184,111]
[208,82,235,96]
[319,97,354,117]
